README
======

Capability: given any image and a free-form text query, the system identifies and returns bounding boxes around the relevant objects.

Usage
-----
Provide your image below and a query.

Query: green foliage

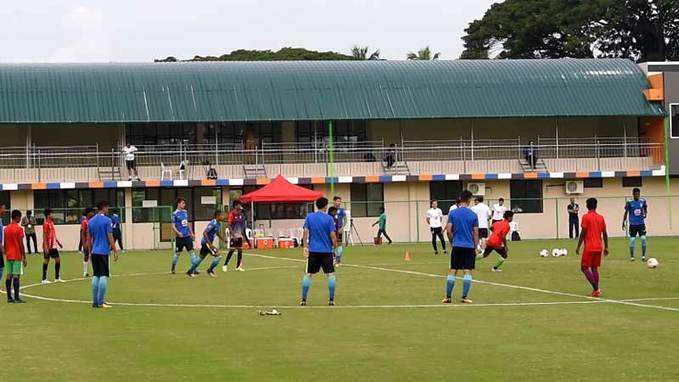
[461,0,679,62]
[155,47,354,62]
[351,45,381,60]
[406,46,440,60]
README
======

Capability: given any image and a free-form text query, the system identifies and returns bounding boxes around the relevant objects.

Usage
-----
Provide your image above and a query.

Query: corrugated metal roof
[0,59,664,123]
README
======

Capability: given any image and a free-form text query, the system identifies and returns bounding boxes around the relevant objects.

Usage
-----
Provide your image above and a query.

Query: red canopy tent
[240,176,324,230]
[240,175,323,203]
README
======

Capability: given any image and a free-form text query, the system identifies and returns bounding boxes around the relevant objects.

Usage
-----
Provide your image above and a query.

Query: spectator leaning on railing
[523,141,538,169]
[122,143,140,181]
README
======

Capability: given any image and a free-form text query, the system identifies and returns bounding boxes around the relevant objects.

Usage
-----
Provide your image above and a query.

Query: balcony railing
[0,137,664,182]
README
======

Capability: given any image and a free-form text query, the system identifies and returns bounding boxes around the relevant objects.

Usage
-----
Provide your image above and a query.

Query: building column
[124,188,133,250]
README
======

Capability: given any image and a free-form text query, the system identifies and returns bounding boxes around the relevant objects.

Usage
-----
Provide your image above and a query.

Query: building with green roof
[0,58,670,247]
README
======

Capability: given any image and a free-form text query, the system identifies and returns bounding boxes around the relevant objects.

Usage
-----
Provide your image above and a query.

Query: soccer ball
[539,249,549,257]
[647,258,659,269]
[561,248,568,256]
[551,248,560,257]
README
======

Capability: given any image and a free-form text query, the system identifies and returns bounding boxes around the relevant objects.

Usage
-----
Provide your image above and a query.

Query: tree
[156,48,354,62]
[406,46,440,60]
[460,0,679,62]
[594,0,679,62]
[351,46,381,60]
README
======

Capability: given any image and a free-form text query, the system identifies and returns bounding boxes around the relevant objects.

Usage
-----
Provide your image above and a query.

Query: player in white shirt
[491,198,507,224]
[471,196,492,253]
[426,200,446,255]
[122,143,139,181]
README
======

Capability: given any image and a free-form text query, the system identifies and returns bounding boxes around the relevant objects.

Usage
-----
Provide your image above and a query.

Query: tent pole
[250,201,254,233]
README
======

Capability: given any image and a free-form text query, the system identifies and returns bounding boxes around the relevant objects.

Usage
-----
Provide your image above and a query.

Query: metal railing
[0,138,664,182]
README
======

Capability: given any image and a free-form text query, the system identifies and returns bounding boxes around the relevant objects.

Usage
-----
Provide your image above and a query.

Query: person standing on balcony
[372,207,392,244]
[122,143,139,181]
[20,210,38,254]
[383,144,396,168]
[523,140,537,170]
[427,200,446,255]
[622,187,648,262]
[567,198,580,239]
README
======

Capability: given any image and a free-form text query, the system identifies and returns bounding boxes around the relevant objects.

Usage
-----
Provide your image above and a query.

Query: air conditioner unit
[565,181,584,194]
[467,182,486,196]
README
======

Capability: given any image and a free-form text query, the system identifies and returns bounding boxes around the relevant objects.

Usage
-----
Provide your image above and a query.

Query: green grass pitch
[3,237,679,381]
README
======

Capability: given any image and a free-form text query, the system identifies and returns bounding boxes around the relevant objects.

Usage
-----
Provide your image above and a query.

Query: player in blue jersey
[300,197,338,306]
[88,201,119,308]
[622,187,648,261]
[187,211,226,277]
[110,211,124,253]
[332,196,346,265]
[442,190,479,304]
[171,197,195,274]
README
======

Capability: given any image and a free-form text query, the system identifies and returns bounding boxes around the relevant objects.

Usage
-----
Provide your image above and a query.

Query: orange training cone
[404,251,412,262]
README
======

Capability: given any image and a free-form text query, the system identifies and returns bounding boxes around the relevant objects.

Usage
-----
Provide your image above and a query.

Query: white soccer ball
[647,258,659,269]
[551,248,560,257]
[539,249,549,257]
[561,248,568,256]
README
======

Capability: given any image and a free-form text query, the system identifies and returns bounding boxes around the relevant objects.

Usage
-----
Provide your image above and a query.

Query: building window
[510,180,543,213]
[295,120,367,146]
[193,188,223,221]
[429,181,463,212]
[0,191,10,225]
[622,177,643,188]
[34,189,124,225]
[671,104,679,138]
[584,178,603,188]
[350,183,384,217]
[126,121,282,147]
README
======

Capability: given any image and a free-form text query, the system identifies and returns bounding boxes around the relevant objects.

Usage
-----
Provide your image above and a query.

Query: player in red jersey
[4,210,27,303]
[479,211,514,272]
[42,208,64,284]
[576,198,609,297]
[80,208,95,278]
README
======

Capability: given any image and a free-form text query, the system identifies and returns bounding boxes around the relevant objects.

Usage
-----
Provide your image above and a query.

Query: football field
[4,237,679,381]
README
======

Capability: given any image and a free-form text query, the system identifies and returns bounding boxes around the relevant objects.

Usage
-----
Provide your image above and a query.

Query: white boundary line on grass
[246,252,679,313]
[3,253,678,311]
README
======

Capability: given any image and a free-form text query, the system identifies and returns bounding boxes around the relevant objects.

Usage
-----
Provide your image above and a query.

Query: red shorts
[581,249,602,268]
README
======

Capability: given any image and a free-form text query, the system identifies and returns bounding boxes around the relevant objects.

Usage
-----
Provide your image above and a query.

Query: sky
[0,0,499,63]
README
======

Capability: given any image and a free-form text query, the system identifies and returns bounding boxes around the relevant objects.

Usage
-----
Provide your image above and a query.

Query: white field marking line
[245,252,679,313]
[3,265,301,292]
[8,293,609,309]
[360,259,585,266]
[4,253,678,311]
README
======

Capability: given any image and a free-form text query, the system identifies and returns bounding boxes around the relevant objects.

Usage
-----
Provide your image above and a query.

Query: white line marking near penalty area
[4,252,678,312]
[7,293,608,309]
[244,252,679,313]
